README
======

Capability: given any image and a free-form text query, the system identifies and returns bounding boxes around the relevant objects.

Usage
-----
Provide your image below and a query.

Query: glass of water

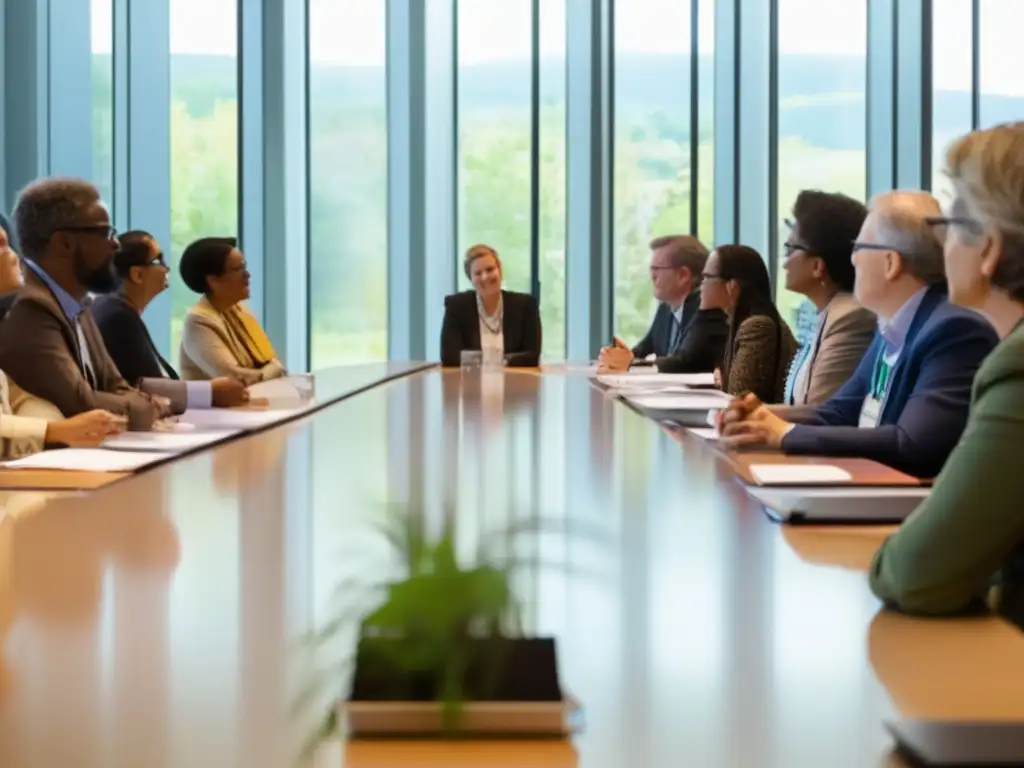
[460,350,484,371]
[481,347,505,370]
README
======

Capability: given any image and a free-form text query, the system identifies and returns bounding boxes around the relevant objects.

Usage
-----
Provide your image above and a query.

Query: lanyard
[870,348,893,401]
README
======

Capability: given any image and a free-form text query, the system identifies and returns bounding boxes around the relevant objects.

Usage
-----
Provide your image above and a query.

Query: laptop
[886,719,1024,766]
[746,485,930,523]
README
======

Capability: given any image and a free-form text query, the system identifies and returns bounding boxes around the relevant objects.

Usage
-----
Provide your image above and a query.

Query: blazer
[781,283,999,478]
[0,291,16,321]
[440,290,542,367]
[723,314,798,404]
[0,271,161,430]
[784,292,876,406]
[93,295,182,385]
[180,297,286,384]
[869,318,1024,615]
[632,292,700,360]
[653,308,729,374]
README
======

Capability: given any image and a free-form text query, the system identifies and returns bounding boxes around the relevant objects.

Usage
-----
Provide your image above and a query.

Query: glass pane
[775,0,867,338]
[308,0,389,367]
[456,1,532,295]
[932,0,973,205]
[979,0,1024,129]
[538,1,566,360]
[613,0,694,342]
[91,0,114,208]
[169,0,239,362]
[698,0,715,247]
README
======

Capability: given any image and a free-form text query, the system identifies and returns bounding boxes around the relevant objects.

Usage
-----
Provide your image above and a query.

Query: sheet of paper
[2,448,168,473]
[103,429,239,453]
[596,372,717,388]
[178,407,303,431]
[749,464,854,486]
[625,393,732,411]
[687,427,720,441]
[247,375,314,403]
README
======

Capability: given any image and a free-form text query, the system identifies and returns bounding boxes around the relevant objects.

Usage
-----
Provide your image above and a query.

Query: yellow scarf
[223,304,276,365]
[192,297,277,367]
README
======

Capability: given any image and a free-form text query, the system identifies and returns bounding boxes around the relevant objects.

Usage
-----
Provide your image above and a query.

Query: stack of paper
[2,448,168,473]
[596,372,716,388]
[177,407,299,430]
[103,429,239,453]
[748,464,854,485]
[623,392,731,427]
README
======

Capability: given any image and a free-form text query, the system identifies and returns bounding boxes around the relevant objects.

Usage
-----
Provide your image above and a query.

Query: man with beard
[0,177,171,430]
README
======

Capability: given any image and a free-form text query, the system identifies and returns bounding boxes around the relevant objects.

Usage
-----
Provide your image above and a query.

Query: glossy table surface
[0,366,1021,767]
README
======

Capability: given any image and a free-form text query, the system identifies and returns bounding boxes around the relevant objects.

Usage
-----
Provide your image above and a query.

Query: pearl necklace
[477,295,503,335]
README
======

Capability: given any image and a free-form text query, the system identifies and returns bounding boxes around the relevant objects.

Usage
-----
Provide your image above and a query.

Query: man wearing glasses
[0,177,243,431]
[719,190,999,479]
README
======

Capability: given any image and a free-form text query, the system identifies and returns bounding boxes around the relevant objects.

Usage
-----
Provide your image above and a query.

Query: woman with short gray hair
[870,121,1024,615]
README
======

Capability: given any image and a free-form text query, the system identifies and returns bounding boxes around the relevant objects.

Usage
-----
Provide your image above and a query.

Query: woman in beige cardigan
[178,237,286,384]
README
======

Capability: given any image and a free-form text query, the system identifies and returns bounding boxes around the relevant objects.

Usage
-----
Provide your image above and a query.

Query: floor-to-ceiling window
[537,0,567,361]
[979,0,1024,130]
[612,0,712,343]
[775,0,867,338]
[308,0,389,367]
[931,0,974,203]
[168,0,239,361]
[456,3,532,294]
[90,0,113,208]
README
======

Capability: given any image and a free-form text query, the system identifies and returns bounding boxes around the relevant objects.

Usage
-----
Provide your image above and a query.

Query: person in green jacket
[869,122,1024,615]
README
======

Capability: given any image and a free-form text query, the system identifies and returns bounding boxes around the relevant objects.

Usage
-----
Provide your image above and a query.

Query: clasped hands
[596,336,633,372]
[716,393,794,450]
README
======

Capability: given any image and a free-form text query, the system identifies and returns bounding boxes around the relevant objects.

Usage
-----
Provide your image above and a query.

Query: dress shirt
[879,285,929,368]
[24,260,96,387]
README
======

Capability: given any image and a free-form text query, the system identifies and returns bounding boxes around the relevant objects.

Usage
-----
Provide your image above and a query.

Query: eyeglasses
[223,260,248,274]
[146,253,167,268]
[851,242,901,254]
[924,215,984,237]
[782,241,810,257]
[62,224,118,240]
[701,272,724,281]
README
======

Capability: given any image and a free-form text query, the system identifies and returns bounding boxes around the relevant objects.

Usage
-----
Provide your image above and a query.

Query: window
[91,0,113,207]
[456,2,532,311]
[613,0,711,343]
[979,0,1024,130]
[932,0,974,204]
[308,0,389,367]
[169,0,239,361]
[775,0,867,338]
[537,1,567,360]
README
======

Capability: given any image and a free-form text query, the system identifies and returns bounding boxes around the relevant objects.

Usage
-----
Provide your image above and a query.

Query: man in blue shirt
[719,190,999,478]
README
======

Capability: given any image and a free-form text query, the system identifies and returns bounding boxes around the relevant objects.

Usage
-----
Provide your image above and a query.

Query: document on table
[1,448,168,473]
[247,375,314,404]
[102,429,239,453]
[624,392,732,411]
[177,407,301,430]
[596,372,717,388]
[748,464,854,486]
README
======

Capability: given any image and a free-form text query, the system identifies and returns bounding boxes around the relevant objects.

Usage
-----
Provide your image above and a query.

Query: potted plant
[298,508,597,747]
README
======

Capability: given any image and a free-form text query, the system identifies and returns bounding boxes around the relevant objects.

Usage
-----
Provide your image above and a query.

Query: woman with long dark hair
[701,245,797,402]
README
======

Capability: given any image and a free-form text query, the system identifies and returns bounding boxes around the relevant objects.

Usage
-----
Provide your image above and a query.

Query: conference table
[0,363,1021,767]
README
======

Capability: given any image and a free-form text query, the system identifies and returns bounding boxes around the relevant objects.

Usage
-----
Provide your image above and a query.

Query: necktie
[668,316,682,354]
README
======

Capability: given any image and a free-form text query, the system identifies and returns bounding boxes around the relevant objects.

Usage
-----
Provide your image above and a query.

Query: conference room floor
[0,364,1021,767]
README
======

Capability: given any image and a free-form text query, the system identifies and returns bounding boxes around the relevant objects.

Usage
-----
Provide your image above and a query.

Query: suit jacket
[440,290,542,367]
[93,295,180,384]
[179,296,286,384]
[724,315,798,404]
[0,291,17,321]
[868,318,1024,615]
[0,371,50,457]
[784,292,876,405]
[0,271,161,430]
[781,284,999,478]
[632,292,700,360]
[653,308,729,374]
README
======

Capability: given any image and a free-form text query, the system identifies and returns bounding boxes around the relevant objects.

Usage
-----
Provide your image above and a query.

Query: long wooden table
[0,366,1020,767]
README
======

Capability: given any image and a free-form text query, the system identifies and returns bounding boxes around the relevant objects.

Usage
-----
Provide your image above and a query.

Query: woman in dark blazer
[440,244,542,367]
[701,244,798,403]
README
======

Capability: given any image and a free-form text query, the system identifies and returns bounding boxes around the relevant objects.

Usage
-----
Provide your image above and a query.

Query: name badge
[858,395,883,429]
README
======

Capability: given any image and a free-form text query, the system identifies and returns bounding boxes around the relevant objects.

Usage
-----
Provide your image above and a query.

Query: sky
[88,0,1024,95]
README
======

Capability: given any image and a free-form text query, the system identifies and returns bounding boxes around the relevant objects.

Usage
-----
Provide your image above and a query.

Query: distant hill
[93,52,1024,152]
